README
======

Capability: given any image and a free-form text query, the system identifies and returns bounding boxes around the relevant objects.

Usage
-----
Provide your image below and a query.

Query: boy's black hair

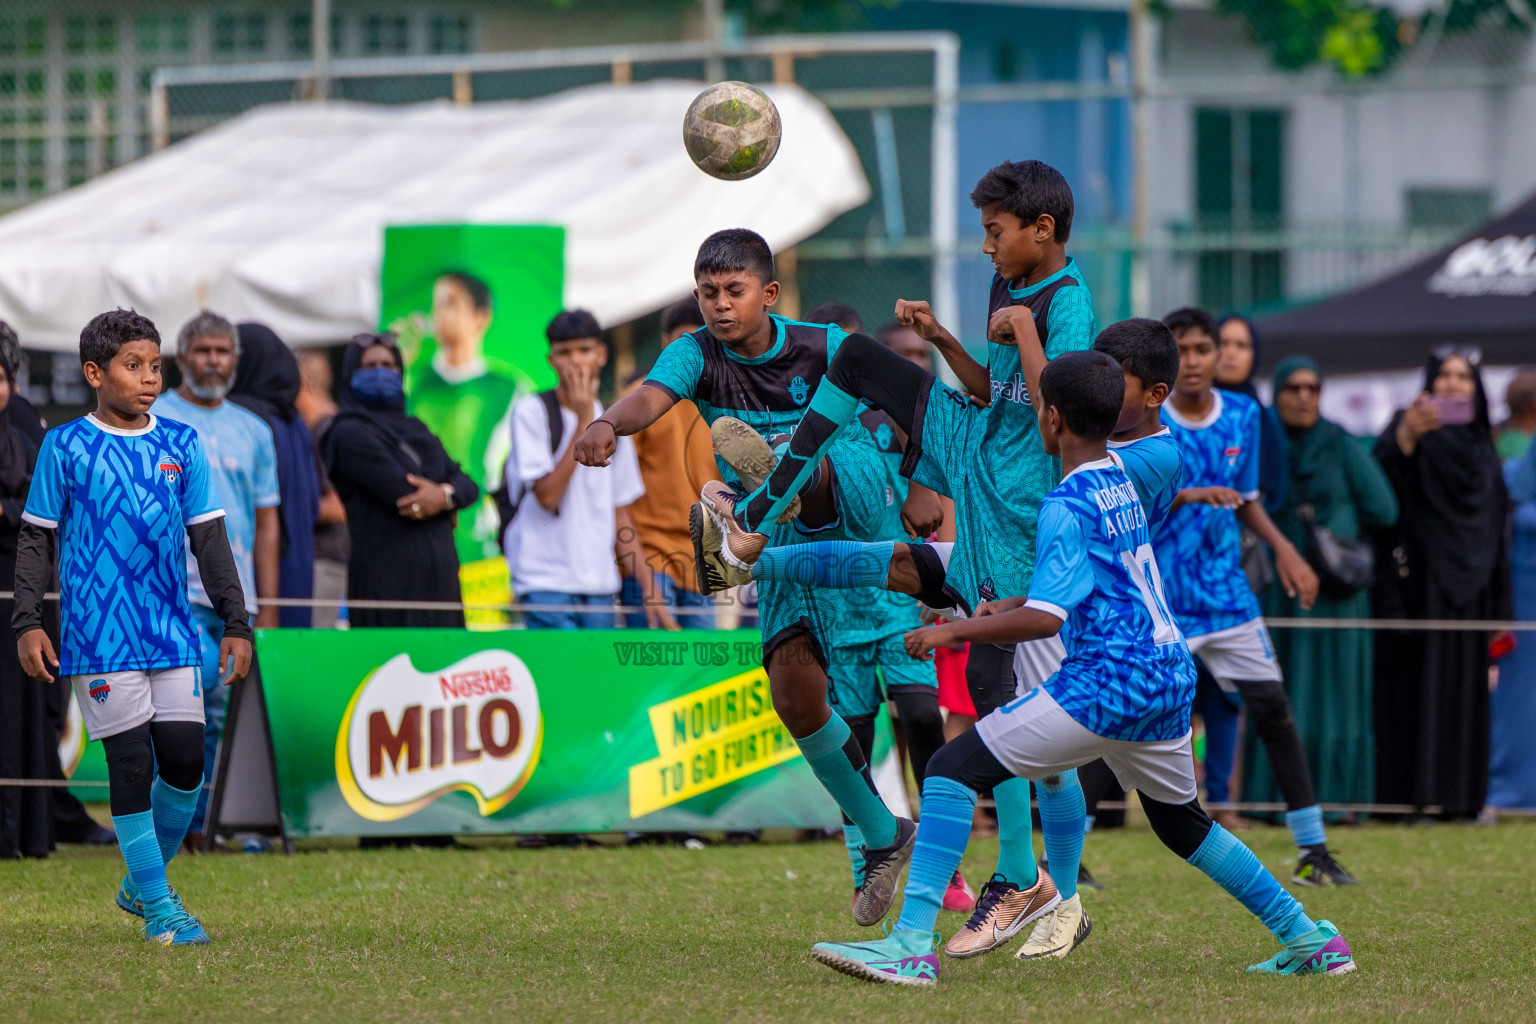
[545,308,603,345]
[661,297,705,336]
[1163,306,1217,341]
[694,228,775,284]
[1094,318,1179,391]
[439,270,491,311]
[1038,350,1124,441]
[805,301,863,334]
[969,160,1075,243]
[0,319,19,382]
[80,308,160,369]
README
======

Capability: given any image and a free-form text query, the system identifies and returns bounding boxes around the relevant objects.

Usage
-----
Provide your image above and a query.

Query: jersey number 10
[1119,544,1179,646]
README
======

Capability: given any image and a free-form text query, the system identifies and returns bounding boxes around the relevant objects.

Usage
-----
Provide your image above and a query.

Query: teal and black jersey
[645,315,874,488]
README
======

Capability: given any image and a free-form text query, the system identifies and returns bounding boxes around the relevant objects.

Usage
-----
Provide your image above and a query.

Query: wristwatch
[441,483,456,509]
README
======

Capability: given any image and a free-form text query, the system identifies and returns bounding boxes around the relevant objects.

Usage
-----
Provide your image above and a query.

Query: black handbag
[1297,503,1374,598]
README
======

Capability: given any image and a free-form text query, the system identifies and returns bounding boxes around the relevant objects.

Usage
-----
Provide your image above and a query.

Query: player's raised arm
[895,299,990,404]
[988,305,1045,412]
[573,383,674,466]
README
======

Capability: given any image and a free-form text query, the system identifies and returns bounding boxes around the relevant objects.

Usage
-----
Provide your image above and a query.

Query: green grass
[4,819,1534,1023]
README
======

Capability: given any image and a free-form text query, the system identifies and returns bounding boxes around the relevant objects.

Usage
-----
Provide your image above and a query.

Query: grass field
[4,818,1534,1023]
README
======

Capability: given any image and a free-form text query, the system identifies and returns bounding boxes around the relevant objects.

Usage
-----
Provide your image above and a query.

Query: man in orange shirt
[619,298,719,629]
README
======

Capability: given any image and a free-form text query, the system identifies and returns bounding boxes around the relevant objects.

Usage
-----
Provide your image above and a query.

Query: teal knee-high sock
[113,810,169,906]
[993,777,1039,888]
[739,380,860,532]
[896,777,976,934]
[842,822,865,888]
[151,774,202,869]
[796,716,898,849]
[1037,770,1086,900]
[1187,823,1314,943]
[752,540,894,589]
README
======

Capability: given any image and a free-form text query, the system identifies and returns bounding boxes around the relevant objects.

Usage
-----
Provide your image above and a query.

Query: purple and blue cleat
[811,925,942,987]
[1247,920,1356,976]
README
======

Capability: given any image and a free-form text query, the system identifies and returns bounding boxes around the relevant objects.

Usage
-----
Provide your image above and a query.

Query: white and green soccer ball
[683,81,783,181]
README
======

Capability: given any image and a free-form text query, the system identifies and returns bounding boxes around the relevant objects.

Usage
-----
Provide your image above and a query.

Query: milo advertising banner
[379,225,566,623]
[255,630,856,837]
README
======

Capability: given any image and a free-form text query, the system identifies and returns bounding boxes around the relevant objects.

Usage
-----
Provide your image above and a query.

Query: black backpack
[493,390,565,543]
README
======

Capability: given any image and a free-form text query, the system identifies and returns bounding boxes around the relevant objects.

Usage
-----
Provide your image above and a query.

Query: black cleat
[1292,847,1358,887]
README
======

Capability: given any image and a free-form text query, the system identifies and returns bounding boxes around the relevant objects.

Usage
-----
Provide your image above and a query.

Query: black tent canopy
[1258,192,1536,373]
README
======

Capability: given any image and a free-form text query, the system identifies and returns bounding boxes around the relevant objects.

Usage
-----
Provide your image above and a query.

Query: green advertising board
[254,629,853,837]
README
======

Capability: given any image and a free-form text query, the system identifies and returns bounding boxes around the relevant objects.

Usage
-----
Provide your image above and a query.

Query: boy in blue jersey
[809,351,1356,986]
[12,309,253,946]
[700,162,1098,950]
[1158,307,1357,886]
[572,231,928,926]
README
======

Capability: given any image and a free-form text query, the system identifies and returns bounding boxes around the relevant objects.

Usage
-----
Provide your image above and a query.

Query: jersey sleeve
[823,322,850,360]
[1043,284,1097,359]
[1024,500,1094,621]
[644,333,704,402]
[253,422,281,508]
[180,432,226,525]
[509,394,556,485]
[1237,403,1261,501]
[21,430,65,529]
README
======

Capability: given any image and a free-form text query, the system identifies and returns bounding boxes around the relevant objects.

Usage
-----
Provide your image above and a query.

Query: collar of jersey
[1161,390,1223,431]
[718,316,788,366]
[1107,426,1172,449]
[1061,454,1116,482]
[431,350,489,385]
[85,412,158,437]
[1006,257,1077,300]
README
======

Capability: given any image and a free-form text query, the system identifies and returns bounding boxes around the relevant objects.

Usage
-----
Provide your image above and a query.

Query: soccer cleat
[944,872,1059,958]
[1016,892,1092,961]
[699,482,768,572]
[1246,920,1356,976]
[710,417,800,525]
[116,875,185,919]
[689,501,749,594]
[853,817,918,927]
[811,924,941,987]
[141,896,211,946]
[943,870,977,912]
[1292,847,1359,887]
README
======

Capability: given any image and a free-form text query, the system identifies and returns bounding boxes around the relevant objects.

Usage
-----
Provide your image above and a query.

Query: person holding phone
[1372,346,1511,820]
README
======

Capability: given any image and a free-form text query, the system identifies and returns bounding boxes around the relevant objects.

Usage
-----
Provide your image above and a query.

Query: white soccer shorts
[70,666,204,741]
[976,685,1198,805]
[1185,617,1283,688]
[1012,633,1067,697]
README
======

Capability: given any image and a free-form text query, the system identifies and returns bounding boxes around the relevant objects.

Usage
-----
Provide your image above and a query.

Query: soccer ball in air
[683,81,782,181]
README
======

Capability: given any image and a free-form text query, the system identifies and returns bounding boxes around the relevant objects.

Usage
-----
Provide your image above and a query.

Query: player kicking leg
[808,352,1354,986]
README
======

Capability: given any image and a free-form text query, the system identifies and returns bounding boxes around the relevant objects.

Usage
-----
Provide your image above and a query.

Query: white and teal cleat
[812,925,942,987]
[1247,920,1355,976]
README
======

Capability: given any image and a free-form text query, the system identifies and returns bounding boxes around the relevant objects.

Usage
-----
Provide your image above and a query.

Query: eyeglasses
[1432,343,1482,366]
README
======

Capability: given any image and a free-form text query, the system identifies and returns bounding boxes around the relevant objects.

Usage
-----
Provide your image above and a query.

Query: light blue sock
[740,380,860,531]
[1187,823,1314,943]
[752,540,894,589]
[151,775,202,869]
[896,777,977,933]
[1285,805,1326,849]
[993,777,1039,888]
[1037,770,1086,900]
[842,822,865,888]
[795,716,898,849]
[113,810,169,906]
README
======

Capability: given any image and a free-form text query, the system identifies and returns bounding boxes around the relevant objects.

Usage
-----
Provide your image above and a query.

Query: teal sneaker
[141,896,211,946]
[811,925,941,987]
[116,875,184,919]
[1247,920,1355,976]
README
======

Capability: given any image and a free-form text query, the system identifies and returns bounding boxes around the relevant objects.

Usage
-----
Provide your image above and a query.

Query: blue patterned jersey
[1028,458,1195,742]
[1108,428,1182,537]
[644,315,874,487]
[1154,391,1263,637]
[23,415,225,676]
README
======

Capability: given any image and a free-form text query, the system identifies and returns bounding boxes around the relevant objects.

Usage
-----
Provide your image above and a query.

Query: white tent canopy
[0,80,869,351]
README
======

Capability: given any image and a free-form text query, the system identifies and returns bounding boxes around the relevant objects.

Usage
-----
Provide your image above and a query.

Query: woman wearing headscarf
[1216,315,1288,514]
[1372,347,1511,819]
[230,323,320,629]
[1489,436,1536,811]
[0,346,48,857]
[320,334,478,629]
[1240,357,1397,812]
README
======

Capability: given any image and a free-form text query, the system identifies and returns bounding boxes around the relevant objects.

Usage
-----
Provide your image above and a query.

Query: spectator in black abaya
[1372,346,1511,819]
[1216,314,1288,513]
[230,323,319,629]
[0,349,47,858]
[320,334,477,629]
